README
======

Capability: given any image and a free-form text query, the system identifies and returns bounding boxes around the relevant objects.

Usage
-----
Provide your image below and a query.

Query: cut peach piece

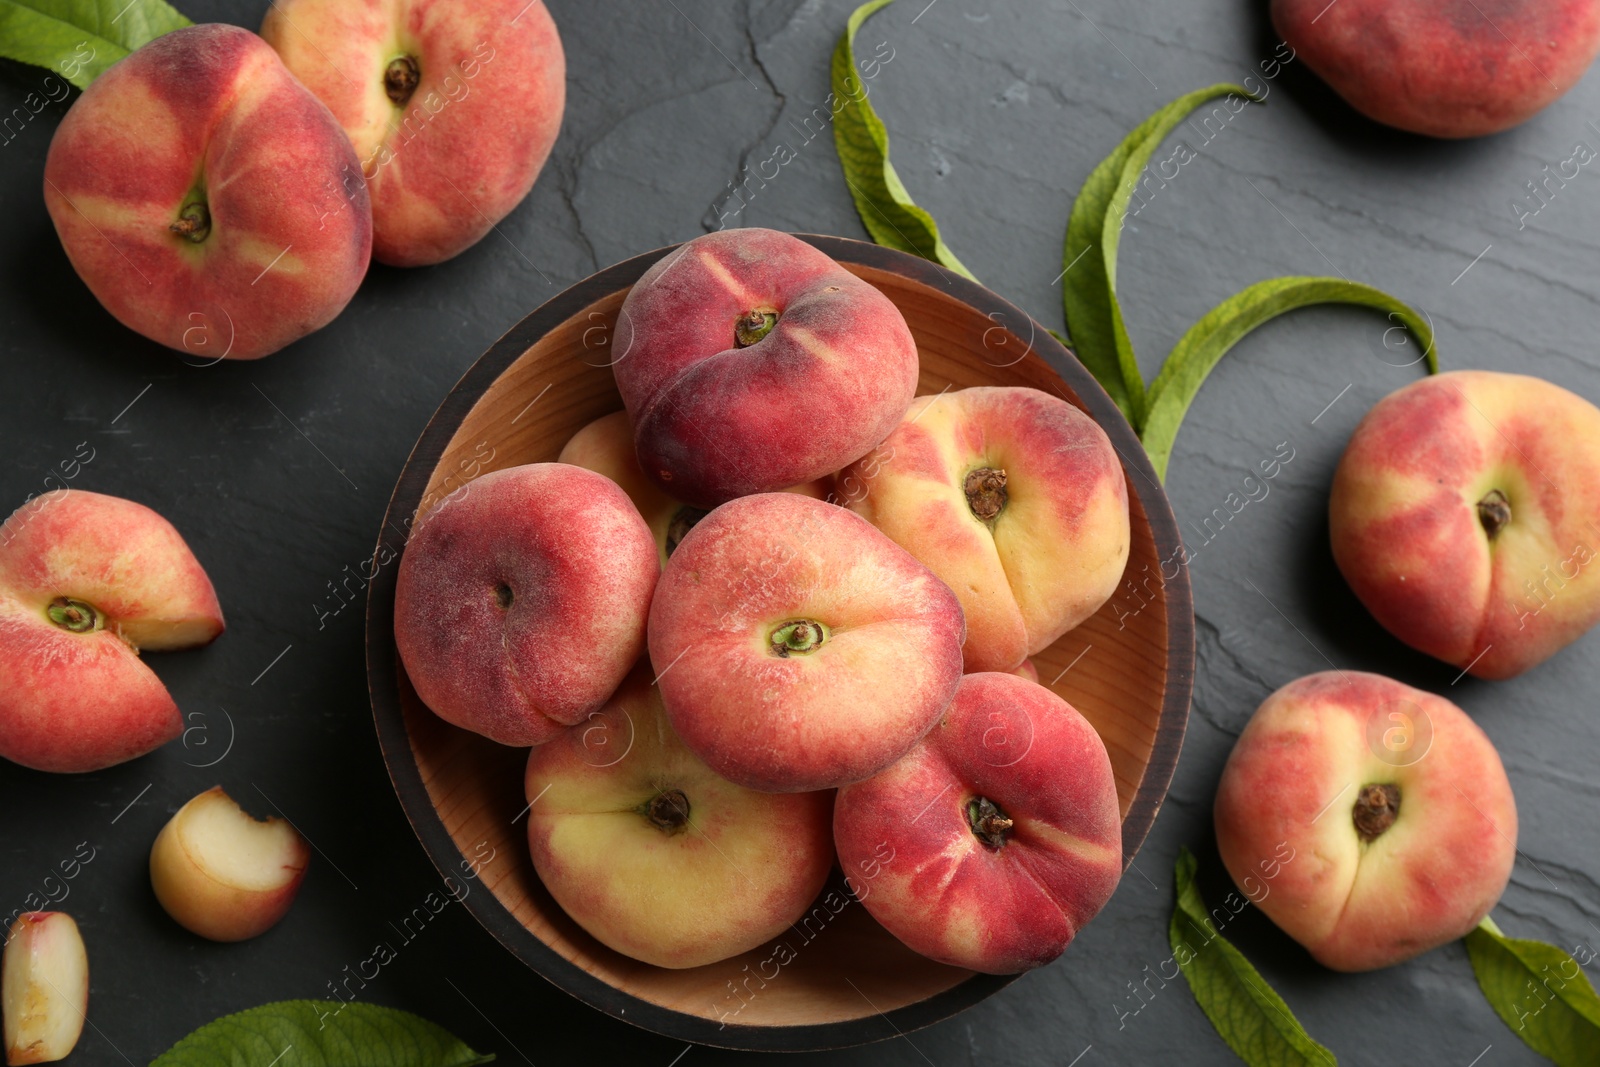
[149,786,310,942]
[0,490,224,773]
[2,912,88,1066]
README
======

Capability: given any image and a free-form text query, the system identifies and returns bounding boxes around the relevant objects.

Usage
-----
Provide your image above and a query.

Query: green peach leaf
[0,0,191,89]
[1466,916,1600,1067]
[832,0,975,281]
[1171,847,1338,1066]
[149,1001,495,1067]
[1064,84,1256,428]
[1141,277,1436,481]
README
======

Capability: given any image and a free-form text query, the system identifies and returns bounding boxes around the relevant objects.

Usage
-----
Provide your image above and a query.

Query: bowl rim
[364,233,1195,1052]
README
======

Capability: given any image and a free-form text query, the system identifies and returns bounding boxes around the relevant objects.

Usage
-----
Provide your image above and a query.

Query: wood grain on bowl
[366,236,1194,1051]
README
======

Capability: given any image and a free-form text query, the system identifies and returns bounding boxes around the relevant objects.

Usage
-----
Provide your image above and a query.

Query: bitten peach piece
[0,490,224,773]
[149,786,310,942]
[524,664,835,968]
[2,912,88,1065]
[558,410,830,566]
[649,493,965,793]
[394,463,657,746]
[43,24,372,359]
[1331,370,1600,679]
[842,387,1129,672]
[834,672,1123,974]
[1273,0,1600,138]
[613,229,919,507]
[1215,671,1517,972]
[262,0,565,266]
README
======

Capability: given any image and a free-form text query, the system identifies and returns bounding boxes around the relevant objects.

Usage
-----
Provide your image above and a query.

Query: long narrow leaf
[1466,916,1600,1067]
[832,0,975,280]
[1171,848,1337,1066]
[1142,277,1436,480]
[1063,84,1254,426]
[0,0,190,89]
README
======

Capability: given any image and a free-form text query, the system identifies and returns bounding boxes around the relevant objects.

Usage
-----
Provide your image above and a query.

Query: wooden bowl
[365,235,1193,1051]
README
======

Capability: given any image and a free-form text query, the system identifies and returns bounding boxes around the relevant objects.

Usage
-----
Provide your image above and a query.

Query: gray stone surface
[3,0,1598,1063]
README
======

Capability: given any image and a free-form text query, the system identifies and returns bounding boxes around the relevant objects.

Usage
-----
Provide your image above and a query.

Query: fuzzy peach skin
[834,672,1122,974]
[1274,0,1600,138]
[43,24,371,360]
[149,786,310,942]
[558,410,830,566]
[842,387,1129,673]
[1215,671,1516,972]
[0,490,224,773]
[262,0,565,266]
[612,229,919,508]
[524,663,834,968]
[394,463,656,747]
[1331,370,1600,679]
[649,493,965,793]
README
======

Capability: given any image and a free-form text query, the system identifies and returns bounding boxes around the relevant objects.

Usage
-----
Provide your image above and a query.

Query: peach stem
[45,596,100,634]
[1352,782,1400,841]
[645,789,690,833]
[385,56,420,105]
[734,309,777,348]
[964,467,1008,522]
[1477,490,1511,540]
[967,795,1014,849]
[769,619,825,657]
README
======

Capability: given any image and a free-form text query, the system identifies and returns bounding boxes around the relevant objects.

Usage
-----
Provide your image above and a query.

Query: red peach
[834,672,1123,974]
[43,24,372,359]
[1273,0,1600,138]
[262,0,565,266]
[1215,671,1516,971]
[648,493,965,793]
[841,387,1129,672]
[1331,370,1600,679]
[613,229,919,508]
[393,463,657,746]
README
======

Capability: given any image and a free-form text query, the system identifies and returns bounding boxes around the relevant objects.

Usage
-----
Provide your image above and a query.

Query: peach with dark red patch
[1331,370,1600,679]
[612,229,919,508]
[1273,0,1600,138]
[263,0,565,266]
[1215,671,1516,971]
[393,463,656,747]
[841,387,1129,672]
[43,24,371,359]
[833,672,1122,974]
[649,492,965,793]
[524,663,834,968]
[0,490,224,773]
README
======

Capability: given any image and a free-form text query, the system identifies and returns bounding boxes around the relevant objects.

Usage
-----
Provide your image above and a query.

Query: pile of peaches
[393,228,1136,973]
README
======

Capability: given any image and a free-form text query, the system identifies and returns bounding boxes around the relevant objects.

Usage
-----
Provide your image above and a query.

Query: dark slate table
[3,1,1597,1063]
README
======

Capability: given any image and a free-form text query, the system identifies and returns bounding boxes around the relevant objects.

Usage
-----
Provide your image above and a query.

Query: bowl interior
[371,240,1191,1048]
